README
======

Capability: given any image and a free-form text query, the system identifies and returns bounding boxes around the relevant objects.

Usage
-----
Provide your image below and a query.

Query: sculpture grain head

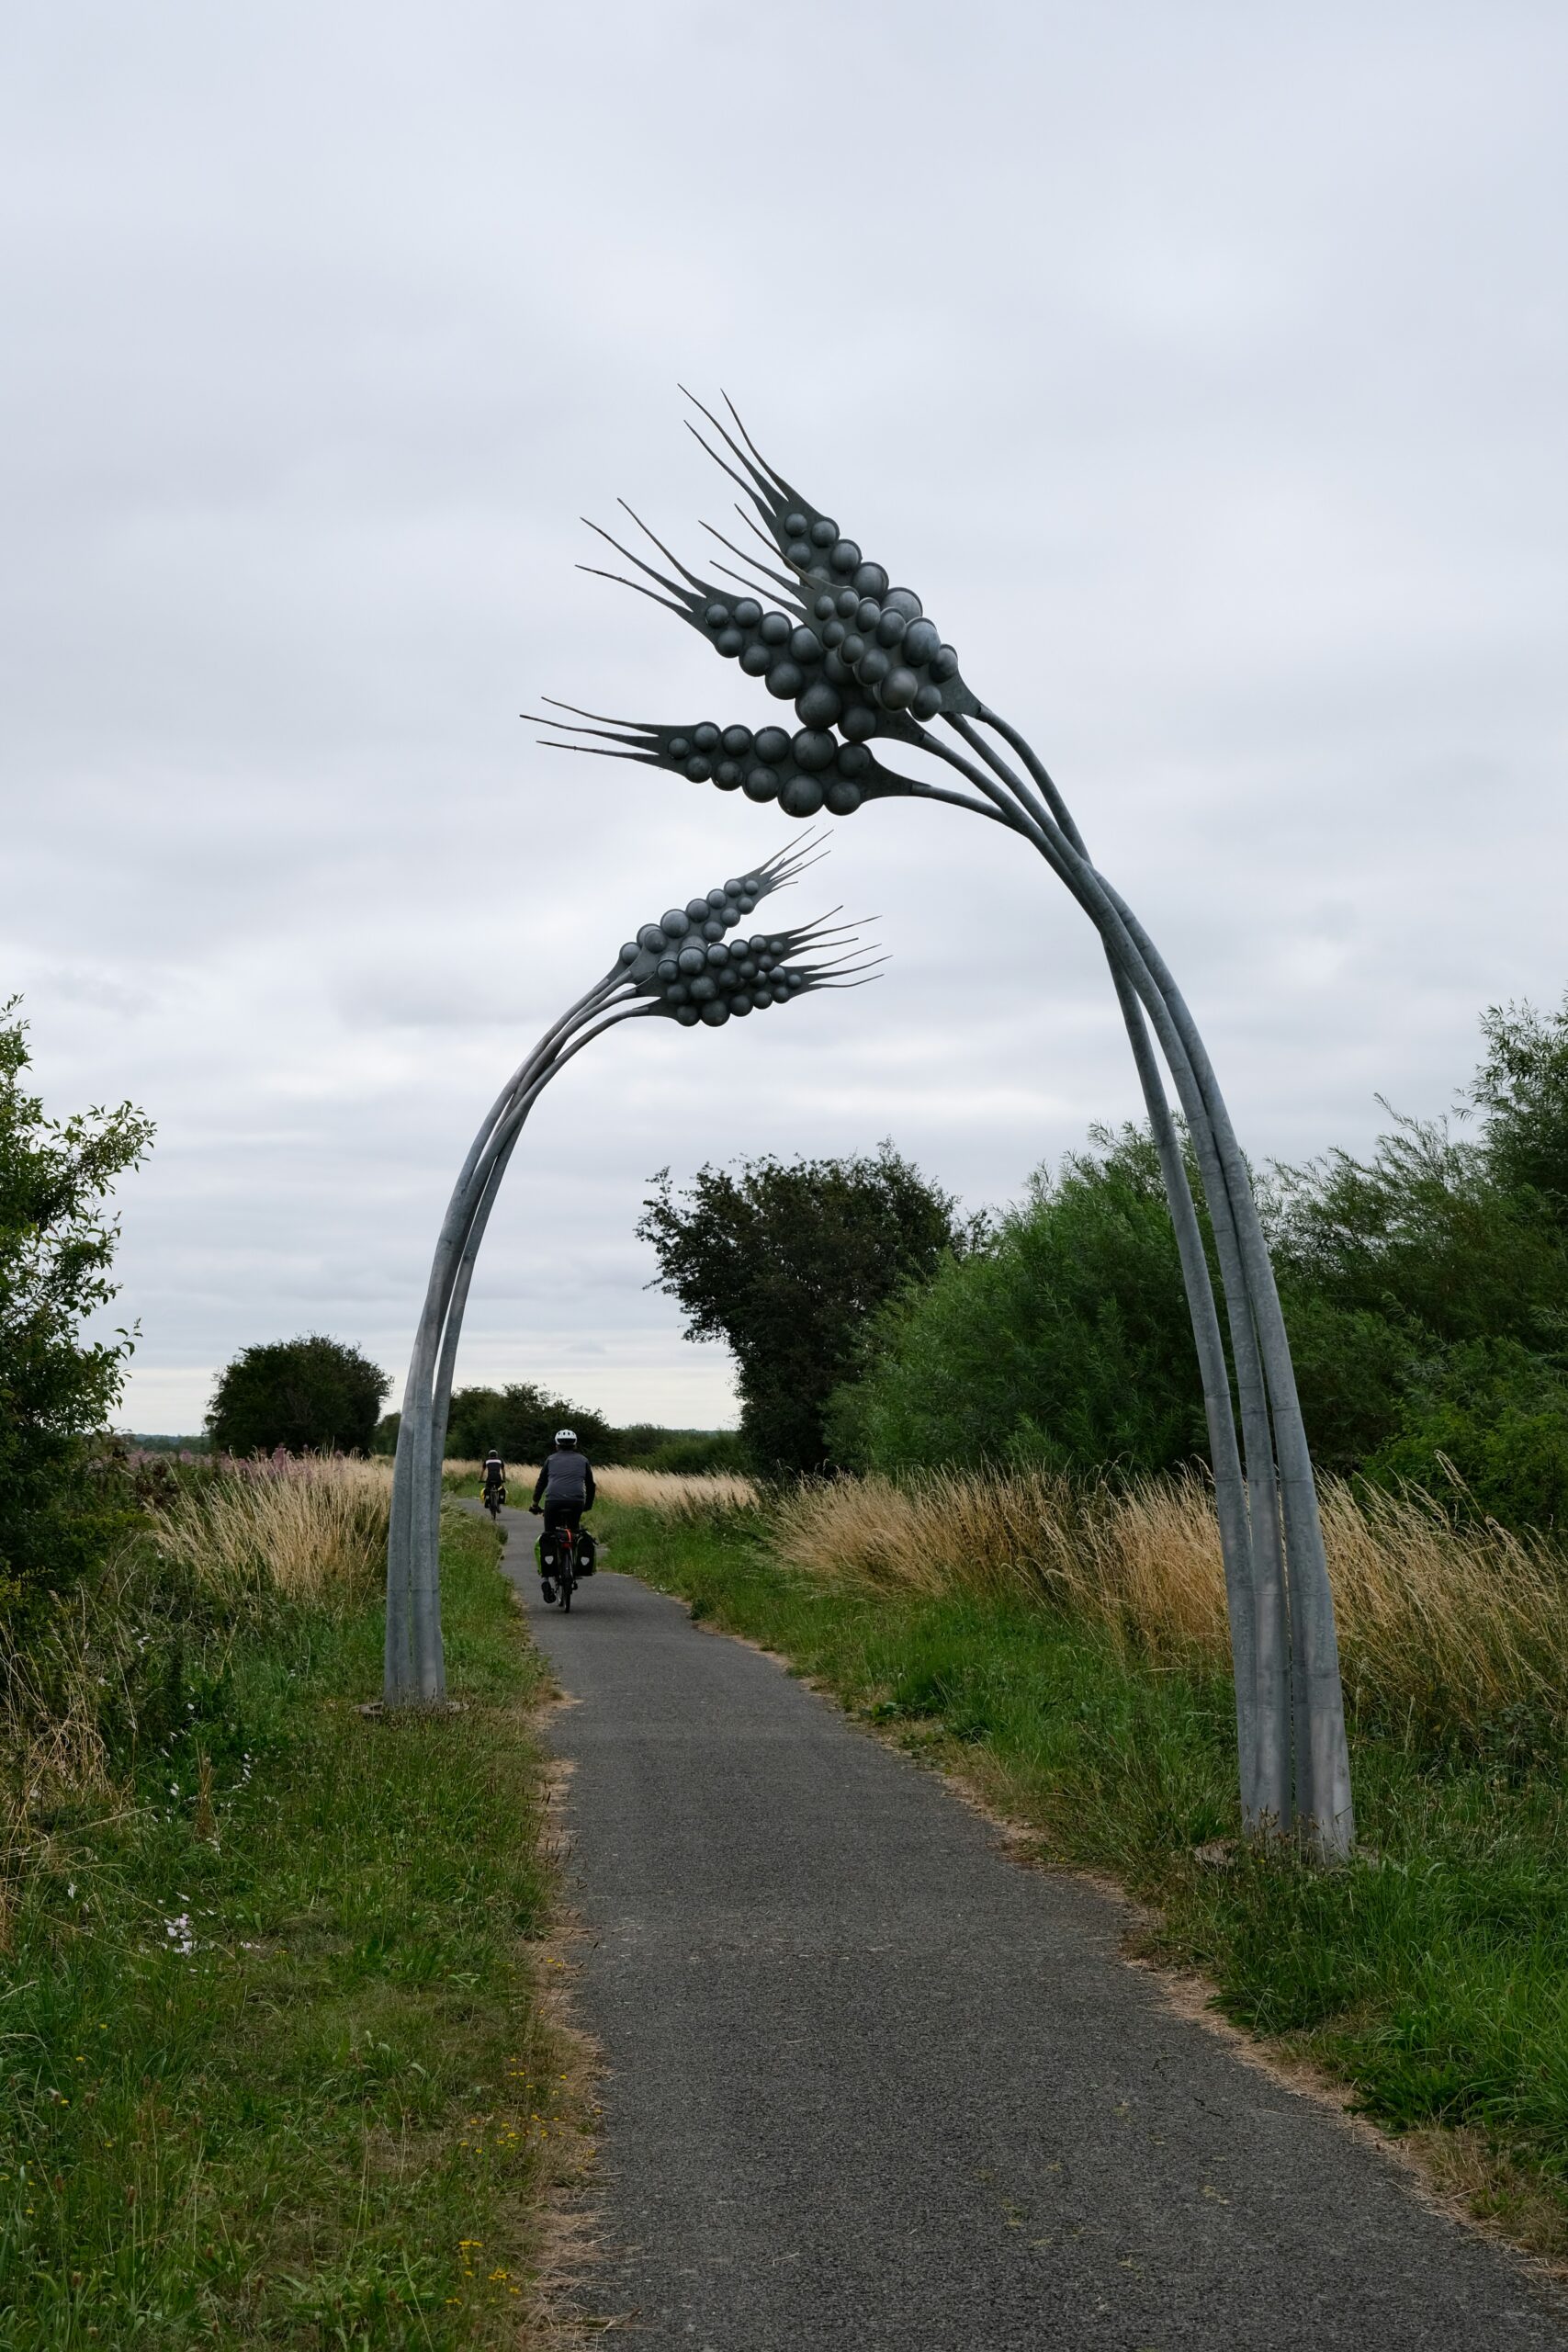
[609,837,881,1028]
[571,391,977,765]
[528,701,919,821]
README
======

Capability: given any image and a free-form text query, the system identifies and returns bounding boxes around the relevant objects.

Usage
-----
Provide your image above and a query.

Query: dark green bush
[821,999,1568,1534]
[0,1001,152,1622]
[827,1125,1206,1479]
[207,1333,389,1455]
[637,1430,750,1476]
[1363,1338,1568,1528]
[443,1380,614,1463]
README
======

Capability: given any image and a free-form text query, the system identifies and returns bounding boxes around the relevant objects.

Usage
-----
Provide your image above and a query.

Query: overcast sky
[5,1,1565,1434]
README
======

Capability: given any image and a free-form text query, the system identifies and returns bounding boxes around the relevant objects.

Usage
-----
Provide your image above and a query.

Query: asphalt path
[481,1503,1566,2349]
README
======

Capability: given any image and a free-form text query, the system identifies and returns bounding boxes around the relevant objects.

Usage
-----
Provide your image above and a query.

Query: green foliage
[0,1001,152,1615]
[444,1379,614,1464]
[1261,1293,1416,1476]
[1363,1338,1568,1525]
[635,1429,750,1475]
[206,1333,389,1456]
[608,1421,744,1470]
[1265,996,1568,1523]
[822,999,1568,1532]
[387,1394,743,1472]
[1270,1102,1568,1359]
[0,1514,557,2346]
[637,1143,975,1474]
[1469,996,1568,1223]
[827,1125,1206,1478]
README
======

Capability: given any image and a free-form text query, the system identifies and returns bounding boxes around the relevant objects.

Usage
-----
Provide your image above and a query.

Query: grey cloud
[4,0,1564,1430]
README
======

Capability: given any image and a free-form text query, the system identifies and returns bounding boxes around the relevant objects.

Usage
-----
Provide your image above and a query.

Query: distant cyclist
[531,1429,595,1601]
[481,1452,506,1519]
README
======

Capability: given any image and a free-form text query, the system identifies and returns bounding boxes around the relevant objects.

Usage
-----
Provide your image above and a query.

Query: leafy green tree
[637,1145,975,1474]
[599,1423,744,1471]
[1265,1001,1568,1510]
[1363,1337,1568,1525]
[827,1125,1207,1477]
[1468,995,1568,1227]
[822,1001,1568,1528]
[637,1430,750,1475]
[1258,1292,1416,1477]
[0,1001,153,1612]
[444,1381,614,1464]
[1269,1104,1568,1362]
[207,1335,389,1455]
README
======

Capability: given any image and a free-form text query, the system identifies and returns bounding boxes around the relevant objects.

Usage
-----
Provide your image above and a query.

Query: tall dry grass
[772,1467,1568,1747]
[592,1464,758,1515]
[0,1564,140,1941]
[149,1453,391,1606]
[2,1458,395,1929]
[443,1459,758,1517]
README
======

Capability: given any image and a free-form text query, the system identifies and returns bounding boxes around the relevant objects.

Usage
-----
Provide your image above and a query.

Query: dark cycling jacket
[482,1458,505,1489]
[534,1450,595,1509]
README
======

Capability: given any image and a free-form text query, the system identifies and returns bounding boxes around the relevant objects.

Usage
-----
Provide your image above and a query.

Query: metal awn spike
[537,393,1354,1860]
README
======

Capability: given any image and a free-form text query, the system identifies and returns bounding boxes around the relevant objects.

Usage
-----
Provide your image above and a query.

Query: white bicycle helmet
[554,1427,577,1445]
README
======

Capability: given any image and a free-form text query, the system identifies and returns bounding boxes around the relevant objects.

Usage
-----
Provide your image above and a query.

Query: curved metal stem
[1094,878,1352,1841]
[935,713,1283,1826]
[920,706,1348,1849]
[416,1000,659,1605]
[958,710,1326,1835]
[906,716,1309,1833]
[385,977,643,1703]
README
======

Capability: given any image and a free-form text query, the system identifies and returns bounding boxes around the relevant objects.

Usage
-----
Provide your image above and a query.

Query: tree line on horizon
[199,1346,742,1475]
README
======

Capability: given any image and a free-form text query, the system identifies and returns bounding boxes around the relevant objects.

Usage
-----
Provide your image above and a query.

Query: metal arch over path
[538,394,1354,1858]
[384,839,875,1705]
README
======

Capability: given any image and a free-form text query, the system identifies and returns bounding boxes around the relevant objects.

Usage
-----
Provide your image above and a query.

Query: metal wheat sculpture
[537,393,1354,1857]
[385,838,876,1704]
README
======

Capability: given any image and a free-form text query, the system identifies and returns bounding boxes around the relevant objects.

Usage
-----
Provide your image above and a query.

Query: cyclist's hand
[529,1505,541,1516]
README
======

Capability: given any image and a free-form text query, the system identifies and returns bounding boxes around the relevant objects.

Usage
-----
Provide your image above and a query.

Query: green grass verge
[0,1512,562,2347]
[597,1496,1568,2258]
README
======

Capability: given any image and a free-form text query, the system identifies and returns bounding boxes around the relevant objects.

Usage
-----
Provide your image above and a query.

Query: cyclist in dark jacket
[531,1430,595,1599]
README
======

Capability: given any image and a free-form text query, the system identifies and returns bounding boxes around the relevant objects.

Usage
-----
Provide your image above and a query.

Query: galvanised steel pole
[384,842,874,1706]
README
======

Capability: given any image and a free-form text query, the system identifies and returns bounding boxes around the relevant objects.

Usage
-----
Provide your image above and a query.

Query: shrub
[818,1003,1568,1532]
[444,1380,615,1463]
[637,1430,750,1475]
[1364,1338,1568,1530]
[0,1001,152,1620]
[827,1126,1205,1478]
[206,1334,389,1455]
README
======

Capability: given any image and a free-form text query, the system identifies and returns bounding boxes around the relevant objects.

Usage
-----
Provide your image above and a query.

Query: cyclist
[531,1429,595,1602]
[481,1452,506,1516]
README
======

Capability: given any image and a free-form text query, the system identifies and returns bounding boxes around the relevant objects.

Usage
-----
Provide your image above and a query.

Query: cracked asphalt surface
[486,1508,1566,2349]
